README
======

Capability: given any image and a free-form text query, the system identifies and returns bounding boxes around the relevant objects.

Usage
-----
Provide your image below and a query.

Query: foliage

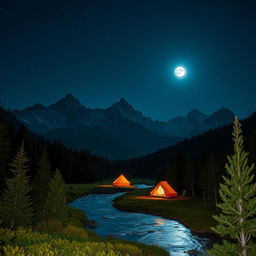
[66,183,101,202]
[42,169,68,222]
[2,240,143,256]
[119,114,256,203]
[208,117,256,256]
[0,142,33,228]
[67,206,87,227]
[34,220,64,233]
[0,228,16,246]
[34,219,87,238]
[200,154,218,208]
[32,148,52,221]
[61,225,88,239]
[0,124,10,190]
[0,106,114,187]
[0,227,168,256]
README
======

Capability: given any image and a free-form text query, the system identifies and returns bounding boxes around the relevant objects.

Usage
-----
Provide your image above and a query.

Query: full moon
[174,66,186,78]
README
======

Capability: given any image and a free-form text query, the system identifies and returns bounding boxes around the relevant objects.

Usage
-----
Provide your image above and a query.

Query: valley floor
[113,189,219,241]
[0,181,169,256]
[66,181,218,234]
[66,181,219,242]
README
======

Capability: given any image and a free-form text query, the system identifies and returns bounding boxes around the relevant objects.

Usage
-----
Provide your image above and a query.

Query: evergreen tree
[0,142,33,228]
[200,154,218,207]
[42,169,68,223]
[208,117,256,256]
[210,153,218,208]
[248,127,256,164]
[0,124,10,190]
[33,148,51,221]
[183,156,195,197]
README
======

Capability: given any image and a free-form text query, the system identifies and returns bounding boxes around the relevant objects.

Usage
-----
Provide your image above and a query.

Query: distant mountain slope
[44,118,181,160]
[12,94,235,159]
[166,109,209,137]
[45,125,139,160]
[0,107,114,184]
[189,107,235,137]
[104,98,171,136]
[120,112,255,179]
[48,94,90,126]
[13,104,66,134]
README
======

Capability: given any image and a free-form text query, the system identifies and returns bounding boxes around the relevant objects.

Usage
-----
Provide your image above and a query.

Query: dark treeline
[0,105,114,229]
[2,103,256,209]
[117,112,256,207]
[0,107,114,189]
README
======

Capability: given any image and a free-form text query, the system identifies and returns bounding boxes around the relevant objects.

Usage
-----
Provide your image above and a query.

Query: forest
[0,106,115,190]
[0,106,169,256]
[1,105,256,255]
[118,112,256,207]
[1,105,256,209]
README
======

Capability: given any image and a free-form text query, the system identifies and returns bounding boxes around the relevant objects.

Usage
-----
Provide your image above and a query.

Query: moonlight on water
[174,66,186,78]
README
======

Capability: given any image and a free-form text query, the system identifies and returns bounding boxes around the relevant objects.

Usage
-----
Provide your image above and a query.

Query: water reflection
[155,218,166,225]
[69,192,209,256]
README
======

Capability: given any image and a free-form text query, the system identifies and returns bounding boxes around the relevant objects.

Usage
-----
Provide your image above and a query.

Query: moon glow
[174,66,186,78]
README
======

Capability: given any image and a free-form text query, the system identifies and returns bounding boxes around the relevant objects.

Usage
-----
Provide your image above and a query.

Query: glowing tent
[150,181,177,198]
[113,174,131,187]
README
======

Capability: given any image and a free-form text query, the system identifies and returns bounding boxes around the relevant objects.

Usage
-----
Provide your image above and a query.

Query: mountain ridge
[12,94,235,159]
[12,94,234,136]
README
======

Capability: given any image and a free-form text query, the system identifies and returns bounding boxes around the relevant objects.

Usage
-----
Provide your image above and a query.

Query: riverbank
[66,179,148,225]
[113,188,220,242]
[63,181,169,256]
[0,181,169,256]
[66,178,153,202]
[66,181,140,226]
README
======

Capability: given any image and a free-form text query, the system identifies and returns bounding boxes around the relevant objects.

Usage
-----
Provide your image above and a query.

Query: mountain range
[12,94,235,159]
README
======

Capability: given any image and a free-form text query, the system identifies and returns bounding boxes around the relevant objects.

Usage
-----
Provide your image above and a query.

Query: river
[69,186,210,256]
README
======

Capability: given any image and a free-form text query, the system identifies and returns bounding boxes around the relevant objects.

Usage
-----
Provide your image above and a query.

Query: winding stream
[69,186,209,256]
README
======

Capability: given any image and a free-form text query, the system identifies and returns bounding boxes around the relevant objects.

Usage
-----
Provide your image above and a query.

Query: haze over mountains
[12,94,235,159]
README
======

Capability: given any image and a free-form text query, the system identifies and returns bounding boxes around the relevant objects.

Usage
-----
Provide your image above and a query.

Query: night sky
[1,0,256,120]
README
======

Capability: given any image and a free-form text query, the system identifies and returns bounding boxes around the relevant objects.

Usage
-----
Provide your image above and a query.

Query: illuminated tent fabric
[113,174,131,186]
[150,181,177,198]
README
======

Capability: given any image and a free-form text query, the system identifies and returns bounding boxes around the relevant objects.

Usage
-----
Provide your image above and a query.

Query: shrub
[61,225,88,239]
[2,240,143,256]
[34,220,63,233]
[0,228,16,244]
[66,206,87,227]
[3,245,26,256]
[0,227,167,256]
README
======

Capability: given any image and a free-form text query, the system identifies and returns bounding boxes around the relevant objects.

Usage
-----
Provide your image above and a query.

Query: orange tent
[113,174,131,187]
[150,181,177,198]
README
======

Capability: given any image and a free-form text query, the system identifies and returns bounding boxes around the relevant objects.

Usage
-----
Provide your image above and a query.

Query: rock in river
[186,249,203,255]
[85,220,98,228]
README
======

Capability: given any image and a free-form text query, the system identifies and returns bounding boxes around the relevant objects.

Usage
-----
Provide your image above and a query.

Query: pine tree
[0,124,10,190]
[0,142,33,228]
[200,154,218,208]
[42,169,68,223]
[183,156,195,197]
[208,117,256,256]
[33,148,52,221]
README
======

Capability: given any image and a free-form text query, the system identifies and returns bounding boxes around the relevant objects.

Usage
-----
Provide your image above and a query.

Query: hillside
[0,107,114,185]
[118,112,256,203]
